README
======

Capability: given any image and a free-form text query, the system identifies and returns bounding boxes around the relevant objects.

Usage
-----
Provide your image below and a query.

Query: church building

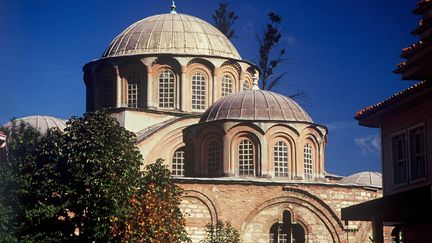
[4,4,385,243]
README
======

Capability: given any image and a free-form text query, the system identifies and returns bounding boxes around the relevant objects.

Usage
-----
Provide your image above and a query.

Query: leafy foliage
[62,111,143,241]
[113,159,190,242]
[212,2,238,39]
[0,121,69,242]
[202,220,241,243]
[0,111,188,242]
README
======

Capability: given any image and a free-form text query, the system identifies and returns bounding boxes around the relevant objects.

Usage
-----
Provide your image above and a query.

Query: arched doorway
[269,211,305,243]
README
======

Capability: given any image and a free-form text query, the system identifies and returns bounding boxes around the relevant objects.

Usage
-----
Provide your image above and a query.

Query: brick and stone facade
[82,8,385,242]
[176,179,381,243]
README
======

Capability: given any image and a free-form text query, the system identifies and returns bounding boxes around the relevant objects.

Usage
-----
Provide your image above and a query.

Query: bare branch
[212,3,238,39]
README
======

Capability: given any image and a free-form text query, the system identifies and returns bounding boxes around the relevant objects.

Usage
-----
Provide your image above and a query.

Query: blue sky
[0,1,418,176]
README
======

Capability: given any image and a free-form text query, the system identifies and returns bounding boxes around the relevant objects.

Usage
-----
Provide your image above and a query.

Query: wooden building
[342,1,432,242]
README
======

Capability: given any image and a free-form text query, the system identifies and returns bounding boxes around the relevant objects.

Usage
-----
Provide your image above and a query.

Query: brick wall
[176,180,381,243]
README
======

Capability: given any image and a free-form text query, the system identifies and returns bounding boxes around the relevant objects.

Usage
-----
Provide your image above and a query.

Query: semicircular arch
[240,188,345,243]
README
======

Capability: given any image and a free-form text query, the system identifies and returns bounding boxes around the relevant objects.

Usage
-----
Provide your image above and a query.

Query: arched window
[158,70,175,108]
[269,211,305,243]
[304,143,313,179]
[172,147,185,177]
[207,140,220,175]
[221,75,233,97]
[127,72,140,108]
[243,80,250,91]
[238,139,254,176]
[192,72,206,110]
[274,141,288,177]
[102,73,115,108]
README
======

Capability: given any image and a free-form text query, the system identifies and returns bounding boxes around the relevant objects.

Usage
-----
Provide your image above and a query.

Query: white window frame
[238,139,255,176]
[127,83,139,108]
[243,80,250,91]
[221,75,233,97]
[274,141,289,177]
[172,147,185,177]
[191,72,206,110]
[158,69,175,109]
[304,143,313,179]
[126,72,140,108]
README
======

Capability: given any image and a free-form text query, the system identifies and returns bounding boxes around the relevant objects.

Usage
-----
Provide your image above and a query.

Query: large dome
[2,115,67,134]
[200,90,313,123]
[102,13,241,59]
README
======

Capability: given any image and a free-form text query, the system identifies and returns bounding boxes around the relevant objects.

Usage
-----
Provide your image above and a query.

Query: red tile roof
[355,80,430,119]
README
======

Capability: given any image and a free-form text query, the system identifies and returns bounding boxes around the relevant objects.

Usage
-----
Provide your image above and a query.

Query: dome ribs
[101,13,241,59]
[199,90,313,123]
[225,93,237,120]
[121,20,140,56]
[261,90,272,120]
[268,91,285,120]
[240,91,248,119]
[3,116,67,134]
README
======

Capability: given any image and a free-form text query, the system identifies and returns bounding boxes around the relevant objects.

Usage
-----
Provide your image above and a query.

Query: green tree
[212,2,238,39]
[202,220,241,243]
[0,122,68,242]
[1,111,189,242]
[62,111,144,241]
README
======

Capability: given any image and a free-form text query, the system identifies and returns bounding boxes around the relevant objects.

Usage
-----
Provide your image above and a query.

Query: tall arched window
[192,72,206,110]
[274,141,288,177]
[102,73,115,108]
[127,72,140,108]
[172,147,185,177]
[221,75,233,97]
[243,80,250,91]
[158,70,175,108]
[207,140,220,175]
[238,139,254,176]
[304,143,313,179]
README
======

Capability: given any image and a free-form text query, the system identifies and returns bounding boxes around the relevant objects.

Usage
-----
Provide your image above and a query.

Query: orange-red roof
[356,80,430,119]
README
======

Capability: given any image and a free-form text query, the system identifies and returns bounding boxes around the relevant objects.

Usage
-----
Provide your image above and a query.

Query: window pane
[207,140,220,175]
[172,147,185,176]
[304,143,313,179]
[243,80,250,91]
[159,70,175,108]
[126,72,140,108]
[192,72,206,110]
[221,75,233,97]
[239,139,254,176]
[392,134,408,184]
[274,141,288,177]
[409,127,426,181]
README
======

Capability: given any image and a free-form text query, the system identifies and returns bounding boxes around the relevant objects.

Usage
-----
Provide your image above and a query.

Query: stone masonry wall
[176,180,381,243]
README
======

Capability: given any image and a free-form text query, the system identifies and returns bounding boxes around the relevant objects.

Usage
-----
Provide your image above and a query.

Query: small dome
[2,115,67,134]
[103,13,241,59]
[339,171,382,188]
[200,90,313,123]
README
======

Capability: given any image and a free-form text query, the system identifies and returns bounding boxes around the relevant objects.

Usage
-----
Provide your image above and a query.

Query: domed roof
[200,90,313,123]
[2,115,67,134]
[102,13,241,59]
[339,171,382,188]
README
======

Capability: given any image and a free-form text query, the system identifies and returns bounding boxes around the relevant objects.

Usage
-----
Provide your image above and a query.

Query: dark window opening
[269,211,305,243]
